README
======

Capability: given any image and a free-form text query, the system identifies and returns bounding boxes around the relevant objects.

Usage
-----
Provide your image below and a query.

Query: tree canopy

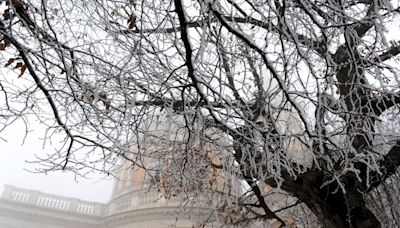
[1,0,400,227]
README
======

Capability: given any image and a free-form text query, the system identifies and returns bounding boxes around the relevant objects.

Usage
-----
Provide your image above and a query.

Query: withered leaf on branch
[18,64,27,77]
[81,91,111,110]
[99,93,111,110]
[127,14,136,29]
[4,58,17,67]
[111,9,119,16]
[0,38,12,51]
[3,9,11,20]
[12,62,27,77]
[4,38,12,47]
[14,62,24,69]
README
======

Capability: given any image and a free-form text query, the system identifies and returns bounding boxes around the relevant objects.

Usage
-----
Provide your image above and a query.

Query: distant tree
[1,0,400,227]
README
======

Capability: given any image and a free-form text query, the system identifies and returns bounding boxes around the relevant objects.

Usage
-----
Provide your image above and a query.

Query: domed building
[0,112,311,228]
[0,113,229,228]
[0,156,219,228]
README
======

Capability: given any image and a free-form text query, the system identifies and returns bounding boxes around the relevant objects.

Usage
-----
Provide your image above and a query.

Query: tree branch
[0,20,75,169]
[121,16,326,55]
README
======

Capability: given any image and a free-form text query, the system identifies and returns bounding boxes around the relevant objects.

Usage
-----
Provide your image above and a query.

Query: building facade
[0,112,311,227]
[0,182,213,228]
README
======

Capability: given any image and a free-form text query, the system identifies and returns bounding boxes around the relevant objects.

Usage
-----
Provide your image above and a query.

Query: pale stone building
[0,180,211,228]
[0,113,222,228]
[0,112,310,227]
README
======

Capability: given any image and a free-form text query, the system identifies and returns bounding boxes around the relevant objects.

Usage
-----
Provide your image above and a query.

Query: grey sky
[0,119,114,203]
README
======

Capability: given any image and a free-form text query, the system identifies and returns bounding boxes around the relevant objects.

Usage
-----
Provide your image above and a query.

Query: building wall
[0,185,211,228]
[0,200,102,228]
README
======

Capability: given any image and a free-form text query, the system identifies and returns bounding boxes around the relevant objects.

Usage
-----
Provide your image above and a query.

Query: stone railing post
[1,185,15,199]
[27,190,40,205]
[93,203,105,215]
[69,198,80,213]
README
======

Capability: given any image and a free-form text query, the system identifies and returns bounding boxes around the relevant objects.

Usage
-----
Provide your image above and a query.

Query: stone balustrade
[1,185,105,216]
[106,190,182,215]
[0,184,216,228]
[1,185,207,218]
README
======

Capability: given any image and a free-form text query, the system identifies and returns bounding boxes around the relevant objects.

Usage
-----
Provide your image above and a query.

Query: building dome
[108,111,228,227]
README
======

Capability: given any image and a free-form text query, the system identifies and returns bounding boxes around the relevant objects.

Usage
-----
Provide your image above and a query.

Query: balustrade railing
[1,185,105,216]
[2,185,208,217]
[106,190,181,215]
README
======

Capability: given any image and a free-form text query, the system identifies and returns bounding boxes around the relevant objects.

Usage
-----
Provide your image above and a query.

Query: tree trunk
[312,187,381,228]
[275,170,381,228]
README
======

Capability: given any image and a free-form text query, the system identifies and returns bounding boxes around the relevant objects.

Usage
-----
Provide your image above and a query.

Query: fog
[0,120,114,203]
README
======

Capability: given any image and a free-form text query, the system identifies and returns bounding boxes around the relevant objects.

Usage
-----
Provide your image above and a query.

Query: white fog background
[0,118,113,203]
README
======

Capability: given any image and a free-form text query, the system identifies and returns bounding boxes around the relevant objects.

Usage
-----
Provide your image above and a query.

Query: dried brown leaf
[128,15,136,29]
[5,58,17,67]
[14,62,23,69]
[3,37,11,48]
[3,9,11,20]
[111,9,118,16]
[127,14,136,23]
[18,64,27,77]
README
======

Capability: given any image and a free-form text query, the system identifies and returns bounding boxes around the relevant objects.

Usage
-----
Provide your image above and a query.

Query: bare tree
[1,0,400,227]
